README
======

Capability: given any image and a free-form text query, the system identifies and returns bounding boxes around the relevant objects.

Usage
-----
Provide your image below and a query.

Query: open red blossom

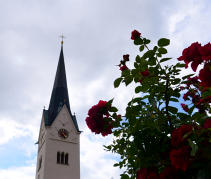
[171,124,193,147]
[200,43,211,61]
[181,103,189,112]
[170,145,191,171]
[203,118,211,129]
[120,65,128,71]
[199,63,211,87]
[123,54,130,61]
[159,167,179,179]
[86,100,113,136]
[178,42,203,71]
[131,30,141,40]
[136,168,159,179]
[141,69,150,76]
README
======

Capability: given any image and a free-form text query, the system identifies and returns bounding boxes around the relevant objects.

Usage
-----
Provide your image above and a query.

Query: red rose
[120,65,128,71]
[136,168,159,179]
[159,167,179,179]
[200,42,211,61]
[203,118,211,129]
[123,54,130,61]
[141,69,150,76]
[171,124,193,147]
[181,103,189,112]
[178,42,202,71]
[183,91,190,101]
[170,145,191,171]
[199,63,211,87]
[86,100,113,136]
[131,30,141,40]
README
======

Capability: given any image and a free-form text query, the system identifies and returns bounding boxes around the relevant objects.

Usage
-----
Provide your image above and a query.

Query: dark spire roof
[44,45,79,131]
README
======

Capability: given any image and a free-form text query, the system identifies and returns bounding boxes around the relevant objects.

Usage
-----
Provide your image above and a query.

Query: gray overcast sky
[0,0,211,178]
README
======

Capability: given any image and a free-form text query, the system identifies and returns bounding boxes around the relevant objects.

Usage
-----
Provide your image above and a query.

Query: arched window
[57,152,60,164]
[65,153,68,165]
[61,152,64,164]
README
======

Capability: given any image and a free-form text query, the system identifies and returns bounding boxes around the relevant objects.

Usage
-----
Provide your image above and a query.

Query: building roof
[44,45,79,132]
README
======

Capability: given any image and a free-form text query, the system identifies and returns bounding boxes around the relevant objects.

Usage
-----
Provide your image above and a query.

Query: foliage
[85,30,211,179]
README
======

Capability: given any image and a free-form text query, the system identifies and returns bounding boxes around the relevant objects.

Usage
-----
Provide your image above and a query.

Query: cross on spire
[59,34,65,45]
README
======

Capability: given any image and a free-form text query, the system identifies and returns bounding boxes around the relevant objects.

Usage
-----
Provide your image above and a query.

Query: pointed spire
[47,45,71,125]
[44,43,79,132]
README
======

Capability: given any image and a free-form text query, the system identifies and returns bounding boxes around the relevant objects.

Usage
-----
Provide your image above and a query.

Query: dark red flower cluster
[170,145,191,171]
[120,65,128,71]
[86,100,113,136]
[136,168,159,179]
[178,42,211,88]
[138,69,150,83]
[169,125,193,171]
[159,167,179,179]
[180,75,211,113]
[181,103,189,112]
[203,118,211,129]
[123,54,130,61]
[119,54,130,72]
[171,124,193,147]
[199,63,211,87]
[131,30,141,40]
[141,69,150,76]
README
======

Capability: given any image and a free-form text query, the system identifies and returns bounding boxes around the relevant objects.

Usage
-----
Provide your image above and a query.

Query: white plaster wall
[36,105,80,179]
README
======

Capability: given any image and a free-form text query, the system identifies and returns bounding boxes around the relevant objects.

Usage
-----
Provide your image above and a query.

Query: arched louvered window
[57,152,60,164]
[61,152,64,164]
[65,153,68,165]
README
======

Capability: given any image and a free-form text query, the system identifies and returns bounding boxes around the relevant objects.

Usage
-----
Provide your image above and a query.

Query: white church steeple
[35,42,80,179]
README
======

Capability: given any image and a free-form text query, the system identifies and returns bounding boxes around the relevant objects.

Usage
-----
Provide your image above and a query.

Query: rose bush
[85,30,211,178]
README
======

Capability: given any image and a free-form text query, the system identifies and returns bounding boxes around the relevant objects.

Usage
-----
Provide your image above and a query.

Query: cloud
[80,129,124,179]
[0,118,37,145]
[0,165,35,179]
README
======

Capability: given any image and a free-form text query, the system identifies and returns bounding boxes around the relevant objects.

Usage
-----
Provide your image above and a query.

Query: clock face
[58,128,69,139]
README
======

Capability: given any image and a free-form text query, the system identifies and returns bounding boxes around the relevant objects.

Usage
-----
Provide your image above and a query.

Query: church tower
[35,42,80,179]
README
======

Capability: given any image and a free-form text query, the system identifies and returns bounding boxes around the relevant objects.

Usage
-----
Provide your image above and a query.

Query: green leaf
[148,57,156,66]
[168,106,178,114]
[169,98,179,102]
[182,74,194,80]
[139,45,144,52]
[107,98,114,107]
[156,53,162,57]
[122,69,130,76]
[143,50,155,59]
[134,62,139,69]
[172,78,181,85]
[160,58,171,63]
[114,78,122,88]
[158,38,170,47]
[176,63,186,68]
[153,46,158,51]
[136,55,142,63]
[121,174,130,179]
[125,76,133,86]
[110,106,118,112]
[145,39,150,44]
[113,163,119,167]
[134,38,143,45]
[135,86,142,93]
[158,47,167,54]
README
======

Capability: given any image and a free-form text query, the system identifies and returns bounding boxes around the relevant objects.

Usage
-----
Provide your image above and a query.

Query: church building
[35,41,80,179]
